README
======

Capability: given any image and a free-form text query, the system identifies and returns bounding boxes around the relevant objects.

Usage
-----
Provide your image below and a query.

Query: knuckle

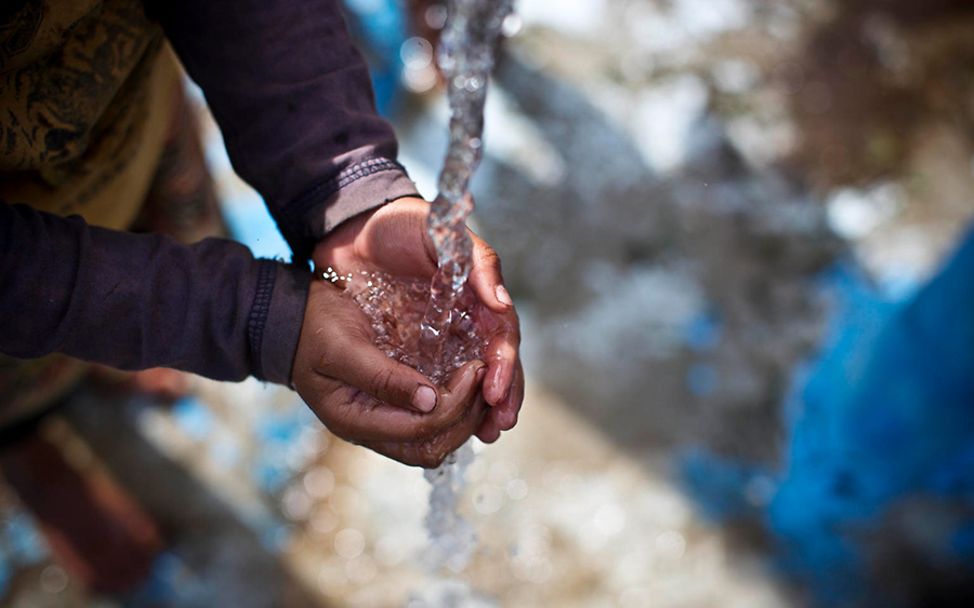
[425,433,462,469]
[322,395,362,441]
[420,450,445,469]
[480,247,502,271]
[394,451,423,468]
[414,418,439,441]
[328,411,357,440]
[370,367,396,399]
[411,438,445,469]
[316,340,343,373]
[397,444,432,468]
[325,416,351,440]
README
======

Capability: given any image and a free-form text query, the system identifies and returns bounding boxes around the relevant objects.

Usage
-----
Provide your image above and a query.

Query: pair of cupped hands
[291,197,523,468]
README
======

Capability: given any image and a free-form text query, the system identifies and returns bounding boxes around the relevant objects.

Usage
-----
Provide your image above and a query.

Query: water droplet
[506,478,529,500]
[400,37,434,70]
[282,485,312,521]
[502,13,523,37]
[473,483,504,514]
[344,555,377,584]
[303,466,335,499]
[424,4,448,29]
[654,530,687,560]
[310,506,338,534]
[40,565,68,594]
[334,528,366,559]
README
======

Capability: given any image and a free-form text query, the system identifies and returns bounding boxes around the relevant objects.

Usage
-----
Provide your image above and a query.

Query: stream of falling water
[418,0,513,574]
[331,0,513,578]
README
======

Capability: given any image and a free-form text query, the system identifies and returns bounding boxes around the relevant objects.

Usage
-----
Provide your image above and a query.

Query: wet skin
[291,197,523,467]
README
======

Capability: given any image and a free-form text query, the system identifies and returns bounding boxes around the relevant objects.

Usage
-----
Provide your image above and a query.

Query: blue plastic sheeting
[122,551,212,606]
[171,397,216,441]
[0,511,49,596]
[680,224,974,606]
[342,0,409,117]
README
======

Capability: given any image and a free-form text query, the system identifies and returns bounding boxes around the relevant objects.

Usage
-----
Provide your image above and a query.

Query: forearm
[0,202,308,384]
[147,0,419,261]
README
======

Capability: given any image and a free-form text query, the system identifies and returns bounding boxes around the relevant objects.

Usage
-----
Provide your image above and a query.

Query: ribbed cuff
[318,159,421,234]
[281,156,421,262]
[249,260,311,385]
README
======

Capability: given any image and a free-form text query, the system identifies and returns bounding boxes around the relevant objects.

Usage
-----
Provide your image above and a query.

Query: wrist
[283,157,421,264]
[252,261,313,385]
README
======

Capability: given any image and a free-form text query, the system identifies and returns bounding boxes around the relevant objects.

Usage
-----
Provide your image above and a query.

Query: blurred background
[2,0,974,606]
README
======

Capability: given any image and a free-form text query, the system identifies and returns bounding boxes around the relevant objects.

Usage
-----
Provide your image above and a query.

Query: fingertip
[411,385,437,413]
[476,422,502,444]
[332,336,438,412]
[469,238,512,312]
[502,365,525,411]
[483,365,502,406]
[484,362,513,406]
[442,359,487,406]
[498,407,518,431]
[495,285,513,307]
[470,272,510,313]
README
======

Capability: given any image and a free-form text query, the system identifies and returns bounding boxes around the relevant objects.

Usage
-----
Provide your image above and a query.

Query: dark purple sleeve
[147,0,420,262]
[0,202,309,385]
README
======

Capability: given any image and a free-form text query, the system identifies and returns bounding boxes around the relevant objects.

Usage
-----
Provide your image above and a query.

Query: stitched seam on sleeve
[282,156,404,236]
[248,261,277,380]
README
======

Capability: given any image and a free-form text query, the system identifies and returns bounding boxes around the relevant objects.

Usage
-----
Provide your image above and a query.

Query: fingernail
[412,385,437,413]
[495,285,513,306]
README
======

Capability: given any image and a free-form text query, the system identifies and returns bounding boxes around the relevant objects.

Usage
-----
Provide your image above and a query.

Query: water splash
[416,0,512,575]
[326,0,512,578]
[328,268,488,574]
[418,0,513,370]
[423,442,477,572]
[328,269,486,386]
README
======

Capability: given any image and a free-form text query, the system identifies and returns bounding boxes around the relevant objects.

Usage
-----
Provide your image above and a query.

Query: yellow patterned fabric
[0,0,180,425]
[0,0,179,229]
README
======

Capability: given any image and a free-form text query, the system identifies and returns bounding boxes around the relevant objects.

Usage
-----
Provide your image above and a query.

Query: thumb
[438,359,488,412]
[323,340,439,414]
[468,231,513,313]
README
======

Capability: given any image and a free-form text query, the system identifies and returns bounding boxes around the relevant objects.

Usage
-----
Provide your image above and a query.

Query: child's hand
[312,196,523,443]
[292,279,489,468]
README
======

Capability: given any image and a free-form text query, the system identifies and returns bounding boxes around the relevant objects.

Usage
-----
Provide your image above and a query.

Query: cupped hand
[312,196,523,443]
[292,279,490,467]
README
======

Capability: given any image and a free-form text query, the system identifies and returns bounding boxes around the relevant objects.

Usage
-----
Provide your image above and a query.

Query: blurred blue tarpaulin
[341,0,408,117]
[682,223,974,606]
